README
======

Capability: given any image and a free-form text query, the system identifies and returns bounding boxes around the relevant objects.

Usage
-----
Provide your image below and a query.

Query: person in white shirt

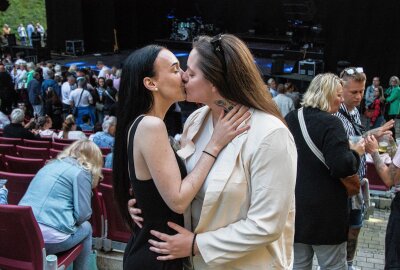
[267,78,278,97]
[96,61,110,78]
[36,116,57,138]
[61,75,76,117]
[14,52,26,66]
[273,83,295,117]
[17,24,27,46]
[69,77,94,126]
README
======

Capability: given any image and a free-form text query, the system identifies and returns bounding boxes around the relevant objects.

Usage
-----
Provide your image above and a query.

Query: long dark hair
[193,34,285,124]
[113,45,164,229]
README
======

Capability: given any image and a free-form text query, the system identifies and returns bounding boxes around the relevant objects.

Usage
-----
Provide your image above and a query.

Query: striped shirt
[335,103,366,209]
[334,103,366,179]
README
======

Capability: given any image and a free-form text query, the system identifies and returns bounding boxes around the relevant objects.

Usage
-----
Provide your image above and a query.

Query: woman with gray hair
[285,73,365,270]
[89,116,116,148]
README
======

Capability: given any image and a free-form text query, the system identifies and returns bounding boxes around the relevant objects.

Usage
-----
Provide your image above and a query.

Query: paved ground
[97,208,391,270]
[312,208,389,270]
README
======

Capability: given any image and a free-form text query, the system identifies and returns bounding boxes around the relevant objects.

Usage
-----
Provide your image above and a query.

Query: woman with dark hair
[129,35,297,269]
[103,78,117,116]
[365,86,385,129]
[44,87,63,130]
[113,45,249,270]
[93,77,106,124]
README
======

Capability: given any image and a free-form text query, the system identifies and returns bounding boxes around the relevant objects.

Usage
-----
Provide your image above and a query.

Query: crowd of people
[1,33,400,270]
[1,22,45,47]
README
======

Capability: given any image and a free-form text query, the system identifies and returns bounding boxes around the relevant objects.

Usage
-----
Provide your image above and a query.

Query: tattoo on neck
[215,99,235,113]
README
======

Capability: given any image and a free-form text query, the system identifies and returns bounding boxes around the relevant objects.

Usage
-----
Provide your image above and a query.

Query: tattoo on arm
[371,151,386,172]
[371,151,393,187]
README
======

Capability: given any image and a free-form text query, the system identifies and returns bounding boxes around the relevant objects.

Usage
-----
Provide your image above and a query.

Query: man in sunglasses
[335,67,394,270]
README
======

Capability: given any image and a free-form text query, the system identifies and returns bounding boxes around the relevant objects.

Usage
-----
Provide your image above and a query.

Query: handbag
[298,108,360,197]
[95,102,104,111]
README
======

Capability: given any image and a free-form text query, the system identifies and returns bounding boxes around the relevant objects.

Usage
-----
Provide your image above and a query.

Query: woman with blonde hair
[20,140,103,269]
[285,73,364,269]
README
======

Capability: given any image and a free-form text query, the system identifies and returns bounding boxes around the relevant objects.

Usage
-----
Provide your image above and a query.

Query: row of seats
[0,128,94,138]
[0,168,113,204]
[0,204,83,270]
[0,137,112,154]
[0,168,128,269]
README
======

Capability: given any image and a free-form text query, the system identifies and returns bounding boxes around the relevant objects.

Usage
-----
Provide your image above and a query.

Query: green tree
[0,0,46,37]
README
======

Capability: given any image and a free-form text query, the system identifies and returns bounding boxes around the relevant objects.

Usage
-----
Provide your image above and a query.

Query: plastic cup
[46,254,58,270]
[349,135,362,144]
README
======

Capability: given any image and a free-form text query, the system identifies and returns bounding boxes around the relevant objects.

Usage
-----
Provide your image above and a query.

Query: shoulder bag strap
[298,108,329,169]
[126,115,145,181]
[105,89,116,103]
[76,89,85,107]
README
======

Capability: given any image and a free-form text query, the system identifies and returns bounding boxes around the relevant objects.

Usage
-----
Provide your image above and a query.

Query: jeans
[45,221,92,270]
[293,242,347,270]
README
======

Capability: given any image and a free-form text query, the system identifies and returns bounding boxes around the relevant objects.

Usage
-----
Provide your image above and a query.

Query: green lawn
[0,0,46,36]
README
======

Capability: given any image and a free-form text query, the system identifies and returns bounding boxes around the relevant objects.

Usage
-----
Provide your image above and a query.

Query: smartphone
[214,99,236,113]
[0,179,7,189]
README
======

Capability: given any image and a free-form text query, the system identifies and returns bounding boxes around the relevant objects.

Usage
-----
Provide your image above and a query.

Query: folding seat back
[23,139,52,149]
[16,145,50,159]
[51,142,69,151]
[4,155,45,174]
[54,138,76,144]
[100,147,112,155]
[0,205,83,270]
[0,143,16,156]
[0,205,45,270]
[0,171,35,204]
[49,148,62,159]
[0,137,23,146]
[366,162,390,191]
[98,183,131,244]
[90,188,105,249]
[101,168,113,185]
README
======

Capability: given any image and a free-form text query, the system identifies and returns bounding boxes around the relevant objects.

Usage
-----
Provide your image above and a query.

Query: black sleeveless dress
[123,115,187,270]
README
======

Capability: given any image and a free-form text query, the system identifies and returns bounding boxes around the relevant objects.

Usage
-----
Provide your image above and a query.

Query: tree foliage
[0,0,46,32]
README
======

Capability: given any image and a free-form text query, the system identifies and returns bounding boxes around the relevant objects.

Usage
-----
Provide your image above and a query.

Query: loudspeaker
[6,34,16,46]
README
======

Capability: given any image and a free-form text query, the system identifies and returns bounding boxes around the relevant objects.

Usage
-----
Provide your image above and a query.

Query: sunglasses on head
[344,67,363,75]
[210,34,227,74]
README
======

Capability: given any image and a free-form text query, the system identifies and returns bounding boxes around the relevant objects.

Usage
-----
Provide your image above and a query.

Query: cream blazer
[178,106,297,270]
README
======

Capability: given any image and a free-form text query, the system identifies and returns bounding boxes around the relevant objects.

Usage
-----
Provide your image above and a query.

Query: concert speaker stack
[6,34,16,46]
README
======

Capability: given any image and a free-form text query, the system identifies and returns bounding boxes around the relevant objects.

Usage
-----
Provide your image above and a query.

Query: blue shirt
[0,188,8,204]
[80,123,94,132]
[92,131,114,148]
[104,153,113,169]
